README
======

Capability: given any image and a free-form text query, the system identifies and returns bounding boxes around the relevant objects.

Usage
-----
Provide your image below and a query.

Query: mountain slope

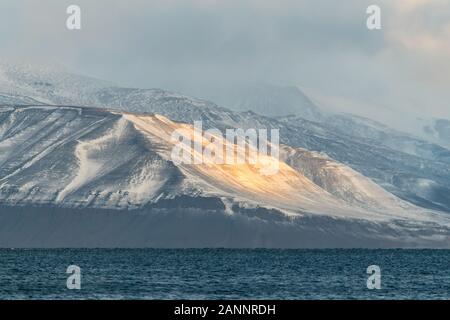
[0,105,408,220]
[0,63,450,247]
[0,105,449,248]
[1,63,450,213]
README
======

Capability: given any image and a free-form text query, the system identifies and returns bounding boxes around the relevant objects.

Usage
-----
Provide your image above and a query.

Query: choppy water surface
[0,249,448,299]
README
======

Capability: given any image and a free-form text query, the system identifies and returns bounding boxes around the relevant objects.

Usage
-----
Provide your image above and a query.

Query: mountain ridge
[1,62,449,247]
[1,104,449,248]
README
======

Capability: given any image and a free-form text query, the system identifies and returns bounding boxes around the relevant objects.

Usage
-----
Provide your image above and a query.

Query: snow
[0,62,449,247]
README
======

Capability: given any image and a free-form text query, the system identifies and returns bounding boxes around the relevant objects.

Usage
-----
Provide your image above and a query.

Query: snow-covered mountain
[0,105,449,248]
[85,83,450,214]
[1,62,449,247]
[0,61,111,106]
[0,105,419,216]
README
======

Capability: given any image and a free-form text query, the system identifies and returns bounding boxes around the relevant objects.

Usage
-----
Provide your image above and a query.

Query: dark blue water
[0,249,448,300]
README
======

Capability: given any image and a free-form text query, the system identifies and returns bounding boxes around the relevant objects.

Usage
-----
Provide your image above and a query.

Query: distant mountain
[211,83,450,162]
[0,105,401,215]
[209,84,323,121]
[1,62,450,247]
[0,61,112,103]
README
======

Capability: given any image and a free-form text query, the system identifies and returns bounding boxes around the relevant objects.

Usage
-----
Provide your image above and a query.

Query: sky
[1,0,449,123]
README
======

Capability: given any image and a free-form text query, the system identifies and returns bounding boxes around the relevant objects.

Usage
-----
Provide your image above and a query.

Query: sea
[0,249,448,300]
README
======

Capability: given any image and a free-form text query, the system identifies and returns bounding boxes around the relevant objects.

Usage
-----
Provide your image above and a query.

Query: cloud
[0,0,449,120]
[383,0,450,86]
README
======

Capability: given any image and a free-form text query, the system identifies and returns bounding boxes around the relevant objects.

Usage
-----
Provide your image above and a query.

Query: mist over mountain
[197,84,323,120]
[420,118,450,149]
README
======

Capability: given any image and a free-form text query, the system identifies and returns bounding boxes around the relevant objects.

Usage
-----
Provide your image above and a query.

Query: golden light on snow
[121,112,443,223]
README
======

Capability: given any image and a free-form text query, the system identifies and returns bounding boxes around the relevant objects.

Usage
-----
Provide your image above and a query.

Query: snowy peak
[0,61,112,106]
